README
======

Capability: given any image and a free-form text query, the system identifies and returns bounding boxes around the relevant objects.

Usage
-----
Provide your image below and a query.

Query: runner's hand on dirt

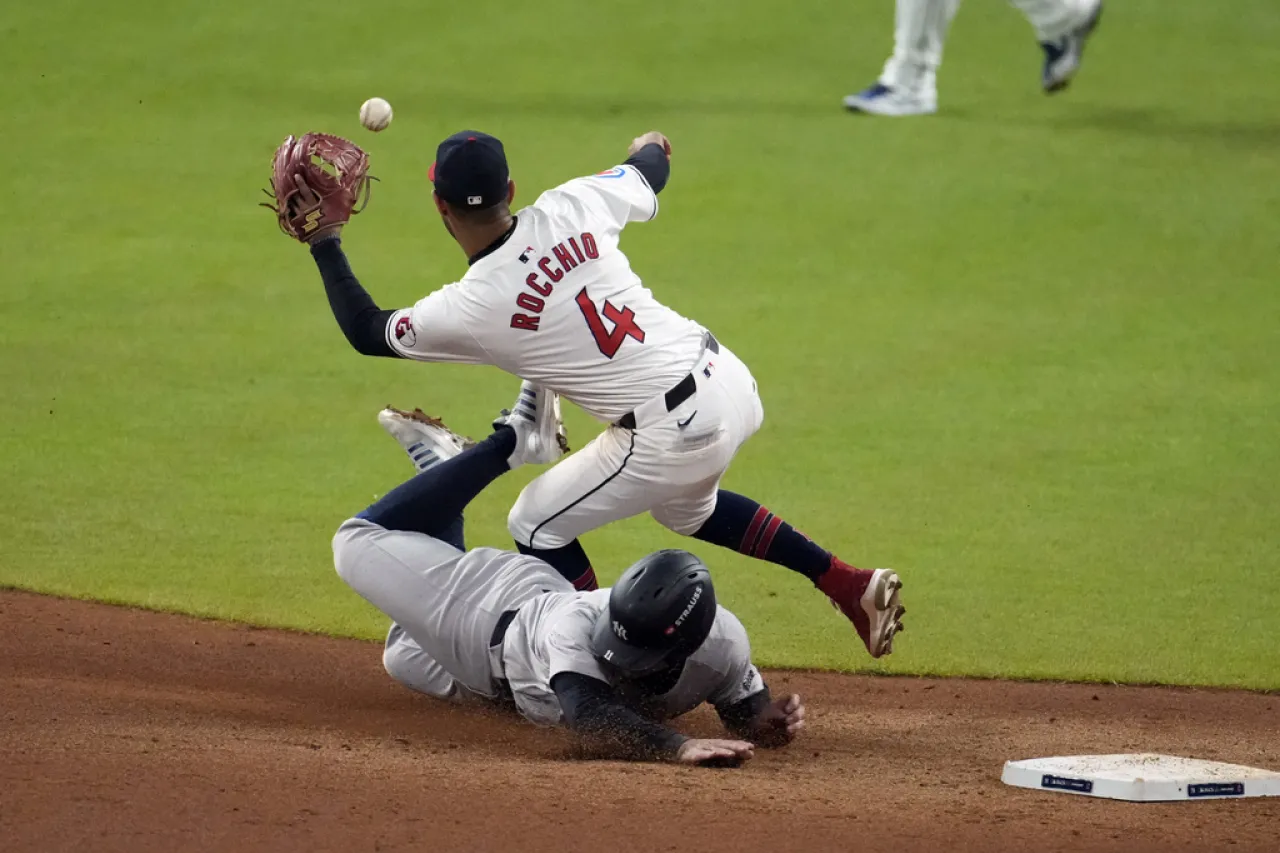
[675,738,755,767]
[750,693,806,747]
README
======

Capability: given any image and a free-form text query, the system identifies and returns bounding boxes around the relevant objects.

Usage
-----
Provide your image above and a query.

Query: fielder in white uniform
[333,409,805,766]
[301,128,904,659]
[844,0,1104,116]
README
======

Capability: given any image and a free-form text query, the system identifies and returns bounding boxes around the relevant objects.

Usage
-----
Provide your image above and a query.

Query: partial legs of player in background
[843,0,1103,116]
[1032,0,1104,93]
[845,0,960,117]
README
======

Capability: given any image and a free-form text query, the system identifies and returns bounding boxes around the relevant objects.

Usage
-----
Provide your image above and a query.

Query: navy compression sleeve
[309,236,398,358]
[551,671,687,761]
[623,142,670,194]
[714,688,772,740]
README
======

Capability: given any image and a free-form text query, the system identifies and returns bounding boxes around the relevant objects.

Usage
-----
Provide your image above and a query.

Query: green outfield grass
[2,1,1277,688]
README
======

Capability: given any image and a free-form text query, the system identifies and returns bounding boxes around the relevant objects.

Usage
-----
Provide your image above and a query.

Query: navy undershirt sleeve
[623,143,670,194]
[714,687,772,739]
[309,236,399,358]
[551,671,687,761]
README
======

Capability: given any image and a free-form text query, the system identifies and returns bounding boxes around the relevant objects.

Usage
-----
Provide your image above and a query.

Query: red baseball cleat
[817,561,905,658]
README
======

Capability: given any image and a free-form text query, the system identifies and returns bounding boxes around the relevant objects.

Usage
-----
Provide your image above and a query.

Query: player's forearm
[553,673,686,761]
[568,702,687,761]
[716,689,773,742]
[623,143,670,194]
[309,236,398,358]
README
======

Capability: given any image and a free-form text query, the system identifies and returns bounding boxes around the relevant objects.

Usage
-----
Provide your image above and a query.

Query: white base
[1002,754,1280,802]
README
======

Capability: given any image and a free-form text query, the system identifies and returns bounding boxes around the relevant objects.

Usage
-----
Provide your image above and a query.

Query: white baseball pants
[508,340,764,549]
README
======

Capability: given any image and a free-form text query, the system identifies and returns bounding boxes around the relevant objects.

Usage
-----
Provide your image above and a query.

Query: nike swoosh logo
[677,411,697,428]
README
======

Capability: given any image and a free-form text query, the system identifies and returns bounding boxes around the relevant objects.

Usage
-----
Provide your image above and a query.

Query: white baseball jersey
[386,165,707,423]
[500,589,765,727]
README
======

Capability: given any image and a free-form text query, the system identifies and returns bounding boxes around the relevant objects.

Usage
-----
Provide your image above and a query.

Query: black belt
[489,608,520,707]
[490,608,519,647]
[617,332,719,430]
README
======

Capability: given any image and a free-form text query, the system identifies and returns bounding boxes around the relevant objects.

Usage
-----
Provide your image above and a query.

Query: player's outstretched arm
[309,235,400,358]
[271,165,401,359]
[552,672,754,766]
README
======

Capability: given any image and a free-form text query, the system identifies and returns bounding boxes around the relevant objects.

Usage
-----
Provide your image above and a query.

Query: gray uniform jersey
[335,518,764,724]
[500,589,765,726]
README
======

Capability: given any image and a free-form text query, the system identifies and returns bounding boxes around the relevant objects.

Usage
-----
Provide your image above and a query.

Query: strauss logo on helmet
[669,585,703,633]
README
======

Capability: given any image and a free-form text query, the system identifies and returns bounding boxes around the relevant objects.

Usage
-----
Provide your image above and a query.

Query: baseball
[359,97,393,132]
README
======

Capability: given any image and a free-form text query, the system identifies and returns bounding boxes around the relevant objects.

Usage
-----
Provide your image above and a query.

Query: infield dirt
[2,590,1276,852]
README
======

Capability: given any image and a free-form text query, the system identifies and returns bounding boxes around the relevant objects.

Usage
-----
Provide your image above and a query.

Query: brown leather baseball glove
[261,133,373,242]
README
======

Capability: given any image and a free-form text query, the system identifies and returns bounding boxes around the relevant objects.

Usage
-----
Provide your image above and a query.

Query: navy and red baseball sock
[692,490,835,583]
[516,491,839,593]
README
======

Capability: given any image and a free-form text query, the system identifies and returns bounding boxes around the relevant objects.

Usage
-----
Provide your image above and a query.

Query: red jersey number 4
[575,288,645,358]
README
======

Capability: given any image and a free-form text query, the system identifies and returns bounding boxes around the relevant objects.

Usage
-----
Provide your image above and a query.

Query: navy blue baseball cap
[428,130,509,210]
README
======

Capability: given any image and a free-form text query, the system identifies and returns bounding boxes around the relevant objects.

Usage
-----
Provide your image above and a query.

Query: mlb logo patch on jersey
[595,167,627,179]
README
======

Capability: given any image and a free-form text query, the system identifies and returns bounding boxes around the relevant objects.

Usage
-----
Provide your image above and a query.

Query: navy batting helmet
[590,549,717,675]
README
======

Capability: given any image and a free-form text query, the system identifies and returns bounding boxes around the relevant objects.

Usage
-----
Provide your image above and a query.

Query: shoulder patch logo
[394,315,416,347]
[595,167,626,179]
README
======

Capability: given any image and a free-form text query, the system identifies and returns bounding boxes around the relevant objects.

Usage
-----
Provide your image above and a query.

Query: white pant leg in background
[332,517,569,700]
[878,0,1095,93]
[1009,0,1097,41]
[879,0,962,95]
[508,344,764,550]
